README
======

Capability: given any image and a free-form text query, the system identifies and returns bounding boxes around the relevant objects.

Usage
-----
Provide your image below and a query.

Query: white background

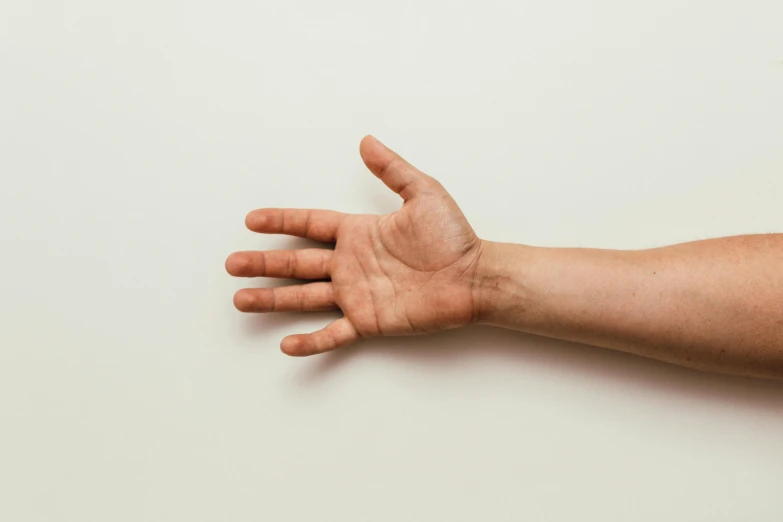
[2,1,783,520]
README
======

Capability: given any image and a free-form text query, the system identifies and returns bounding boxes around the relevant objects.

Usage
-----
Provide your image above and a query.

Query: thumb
[359,135,435,200]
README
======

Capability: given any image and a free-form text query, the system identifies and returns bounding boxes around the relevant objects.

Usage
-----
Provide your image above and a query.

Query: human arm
[476,236,783,379]
[226,136,783,379]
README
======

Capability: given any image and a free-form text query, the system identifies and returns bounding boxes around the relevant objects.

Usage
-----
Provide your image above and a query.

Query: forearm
[475,235,783,379]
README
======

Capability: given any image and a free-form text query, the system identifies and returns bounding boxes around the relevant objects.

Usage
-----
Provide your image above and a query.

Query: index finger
[245,208,347,243]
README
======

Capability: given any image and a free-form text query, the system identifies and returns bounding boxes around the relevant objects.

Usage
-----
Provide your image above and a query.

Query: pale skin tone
[226,136,783,380]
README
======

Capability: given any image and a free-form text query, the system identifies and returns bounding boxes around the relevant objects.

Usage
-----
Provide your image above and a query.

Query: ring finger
[233,282,336,313]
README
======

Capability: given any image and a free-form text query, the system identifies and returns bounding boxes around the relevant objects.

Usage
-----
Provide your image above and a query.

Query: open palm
[226,136,484,355]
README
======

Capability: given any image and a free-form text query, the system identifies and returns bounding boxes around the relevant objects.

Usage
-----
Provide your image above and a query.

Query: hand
[226,136,485,356]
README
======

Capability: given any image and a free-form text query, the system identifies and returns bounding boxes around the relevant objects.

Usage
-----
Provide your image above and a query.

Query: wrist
[472,240,535,326]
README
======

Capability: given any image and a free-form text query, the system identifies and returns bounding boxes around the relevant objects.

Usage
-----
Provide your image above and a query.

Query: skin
[226,136,783,380]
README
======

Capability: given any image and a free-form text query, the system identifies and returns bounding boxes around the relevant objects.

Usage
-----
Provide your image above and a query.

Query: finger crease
[269,289,277,312]
[259,252,267,276]
[321,252,330,277]
[287,253,298,277]
[303,212,312,238]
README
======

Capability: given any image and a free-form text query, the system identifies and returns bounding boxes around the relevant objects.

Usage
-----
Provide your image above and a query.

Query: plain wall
[1,1,783,520]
